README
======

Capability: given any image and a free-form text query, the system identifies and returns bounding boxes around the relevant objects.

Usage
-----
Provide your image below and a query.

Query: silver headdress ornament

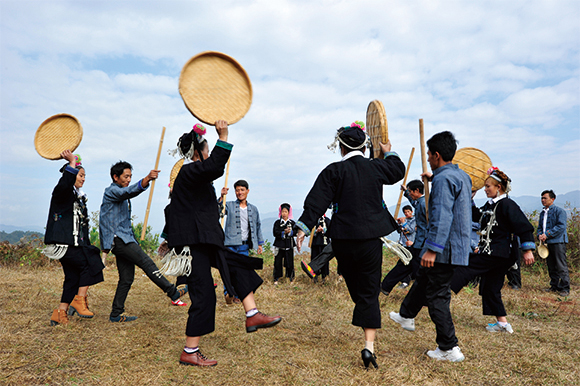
[327,121,370,153]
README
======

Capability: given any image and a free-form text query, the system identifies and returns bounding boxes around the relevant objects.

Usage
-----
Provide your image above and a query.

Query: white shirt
[542,206,550,233]
[240,206,249,241]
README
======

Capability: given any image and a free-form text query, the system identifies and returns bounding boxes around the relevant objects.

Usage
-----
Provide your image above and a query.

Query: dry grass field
[1,252,578,386]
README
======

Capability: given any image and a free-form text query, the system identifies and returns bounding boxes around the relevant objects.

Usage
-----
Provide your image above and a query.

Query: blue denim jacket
[223,200,264,249]
[538,204,568,244]
[99,180,148,250]
[422,163,471,266]
[404,190,427,248]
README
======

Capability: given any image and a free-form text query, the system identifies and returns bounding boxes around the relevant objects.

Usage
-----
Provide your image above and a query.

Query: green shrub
[0,235,48,268]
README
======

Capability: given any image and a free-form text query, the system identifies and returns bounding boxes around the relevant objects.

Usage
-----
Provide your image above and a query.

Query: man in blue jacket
[389,131,471,363]
[538,190,569,296]
[219,180,264,303]
[100,161,187,322]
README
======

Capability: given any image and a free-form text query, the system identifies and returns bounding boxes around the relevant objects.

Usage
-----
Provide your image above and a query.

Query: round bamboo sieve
[366,100,389,159]
[34,113,83,160]
[169,158,184,190]
[452,147,492,191]
[179,51,252,125]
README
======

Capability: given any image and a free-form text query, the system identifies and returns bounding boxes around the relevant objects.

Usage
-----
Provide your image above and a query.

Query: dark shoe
[380,288,390,296]
[179,350,217,367]
[543,287,557,293]
[301,260,316,279]
[246,312,281,333]
[110,315,138,323]
[361,349,378,369]
[509,285,521,290]
[559,291,570,297]
[171,285,189,301]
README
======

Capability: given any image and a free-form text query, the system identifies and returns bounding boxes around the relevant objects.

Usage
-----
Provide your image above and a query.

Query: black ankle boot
[361,348,378,369]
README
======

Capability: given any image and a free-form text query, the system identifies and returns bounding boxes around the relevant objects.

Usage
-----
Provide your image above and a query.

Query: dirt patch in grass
[1,254,579,385]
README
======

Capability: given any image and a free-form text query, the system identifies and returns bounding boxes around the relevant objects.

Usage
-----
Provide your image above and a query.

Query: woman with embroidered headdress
[272,202,297,284]
[166,120,281,367]
[450,167,535,333]
[295,121,405,369]
[43,150,105,326]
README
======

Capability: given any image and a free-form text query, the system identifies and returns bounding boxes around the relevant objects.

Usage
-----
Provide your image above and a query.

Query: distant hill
[0,230,44,244]
[0,224,45,233]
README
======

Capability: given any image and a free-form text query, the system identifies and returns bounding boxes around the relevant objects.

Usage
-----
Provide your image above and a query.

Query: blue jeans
[224,244,249,296]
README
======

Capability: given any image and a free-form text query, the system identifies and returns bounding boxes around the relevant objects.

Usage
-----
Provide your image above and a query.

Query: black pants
[274,248,294,281]
[185,244,263,337]
[59,245,104,303]
[334,238,382,329]
[311,244,329,277]
[110,237,177,317]
[451,253,515,317]
[309,242,341,276]
[400,263,458,351]
[381,247,421,293]
[506,252,521,288]
[547,243,570,292]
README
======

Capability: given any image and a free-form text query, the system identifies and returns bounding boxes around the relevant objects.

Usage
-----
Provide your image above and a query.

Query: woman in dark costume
[295,121,405,368]
[44,150,105,326]
[450,167,535,333]
[166,121,281,367]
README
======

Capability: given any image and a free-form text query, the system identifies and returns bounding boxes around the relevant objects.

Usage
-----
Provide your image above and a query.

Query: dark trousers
[60,245,104,303]
[547,243,570,291]
[311,244,329,277]
[506,252,521,288]
[110,237,177,317]
[309,242,340,275]
[333,238,382,329]
[451,253,515,317]
[381,247,421,293]
[274,248,294,281]
[400,263,458,351]
[185,244,263,337]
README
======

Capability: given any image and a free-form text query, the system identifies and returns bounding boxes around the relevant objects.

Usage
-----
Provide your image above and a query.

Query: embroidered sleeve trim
[216,140,233,151]
[296,221,311,236]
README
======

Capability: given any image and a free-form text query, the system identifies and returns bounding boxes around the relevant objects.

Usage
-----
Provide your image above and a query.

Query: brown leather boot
[50,309,69,326]
[68,295,94,318]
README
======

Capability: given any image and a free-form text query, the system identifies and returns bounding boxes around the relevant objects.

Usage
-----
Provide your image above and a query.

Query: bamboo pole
[220,158,232,228]
[141,126,166,241]
[394,147,415,219]
[419,119,429,222]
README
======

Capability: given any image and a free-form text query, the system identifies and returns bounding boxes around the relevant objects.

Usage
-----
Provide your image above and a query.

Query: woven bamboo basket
[179,51,252,125]
[452,147,492,191]
[34,113,83,160]
[366,100,388,159]
[169,158,184,189]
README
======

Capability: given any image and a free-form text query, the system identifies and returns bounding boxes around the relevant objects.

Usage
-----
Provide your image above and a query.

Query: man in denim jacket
[100,161,187,322]
[538,189,569,296]
[219,180,264,303]
[390,131,471,363]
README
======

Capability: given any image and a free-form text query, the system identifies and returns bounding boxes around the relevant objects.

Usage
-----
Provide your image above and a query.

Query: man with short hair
[100,161,187,322]
[220,180,264,303]
[538,190,569,297]
[381,180,425,295]
[389,131,471,363]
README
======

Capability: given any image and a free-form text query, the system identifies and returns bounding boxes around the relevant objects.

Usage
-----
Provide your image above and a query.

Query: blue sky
[1,0,579,234]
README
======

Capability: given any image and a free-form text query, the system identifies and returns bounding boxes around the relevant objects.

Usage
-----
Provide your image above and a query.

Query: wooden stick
[141,126,166,241]
[220,158,232,228]
[308,226,316,249]
[419,119,429,222]
[394,147,415,219]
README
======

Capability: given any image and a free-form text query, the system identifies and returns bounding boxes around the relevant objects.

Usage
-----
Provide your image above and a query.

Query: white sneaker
[389,311,415,331]
[486,322,513,334]
[427,346,465,362]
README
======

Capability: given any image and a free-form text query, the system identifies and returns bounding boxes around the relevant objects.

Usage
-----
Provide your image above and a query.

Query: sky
[1,0,579,236]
